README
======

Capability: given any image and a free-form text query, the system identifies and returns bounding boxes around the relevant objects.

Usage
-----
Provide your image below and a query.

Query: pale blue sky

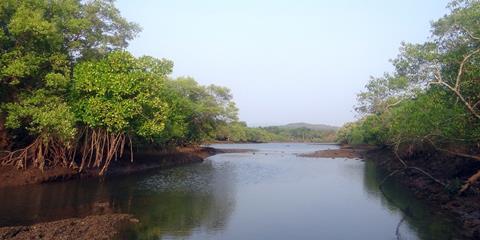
[116,0,450,126]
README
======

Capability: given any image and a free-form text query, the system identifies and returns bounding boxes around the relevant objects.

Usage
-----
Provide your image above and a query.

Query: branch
[454,48,480,91]
[434,147,480,162]
[425,138,480,161]
[431,80,480,120]
[386,99,404,109]
[461,26,480,42]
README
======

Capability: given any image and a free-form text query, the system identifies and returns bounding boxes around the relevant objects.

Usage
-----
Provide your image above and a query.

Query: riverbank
[299,144,374,159]
[304,145,480,239]
[0,146,247,189]
[0,214,137,240]
[364,148,480,239]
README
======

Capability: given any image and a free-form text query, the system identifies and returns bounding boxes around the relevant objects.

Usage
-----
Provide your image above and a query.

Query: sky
[116,0,450,127]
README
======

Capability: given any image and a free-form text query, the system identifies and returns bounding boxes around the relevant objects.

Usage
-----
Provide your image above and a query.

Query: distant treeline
[215,123,337,143]
[336,0,480,194]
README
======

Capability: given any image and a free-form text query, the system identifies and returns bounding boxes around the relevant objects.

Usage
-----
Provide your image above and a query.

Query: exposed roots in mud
[0,137,73,170]
[0,128,133,175]
[76,128,132,175]
[391,143,446,187]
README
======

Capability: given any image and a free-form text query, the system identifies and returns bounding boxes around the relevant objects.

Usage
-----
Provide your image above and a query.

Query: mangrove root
[77,128,132,175]
[0,137,72,170]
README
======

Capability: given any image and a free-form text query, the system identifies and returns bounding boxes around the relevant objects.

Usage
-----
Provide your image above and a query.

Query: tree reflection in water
[0,161,236,240]
[362,160,461,240]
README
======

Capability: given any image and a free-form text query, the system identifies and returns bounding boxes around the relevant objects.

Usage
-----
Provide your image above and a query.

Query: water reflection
[123,162,236,239]
[0,143,464,240]
[0,161,236,240]
[362,160,461,240]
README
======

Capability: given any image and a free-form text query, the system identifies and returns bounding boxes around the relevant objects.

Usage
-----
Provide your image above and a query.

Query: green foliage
[336,115,387,145]
[341,0,480,150]
[3,90,76,142]
[245,127,277,143]
[0,0,139,88]
[159,77,240,144]
[1,0,140,142]
[215,121,248,142]
[261,126,336,142]
[71,51,172,137]
[386,90,479,143]
[215,123,337,143]
[0,0,241,173]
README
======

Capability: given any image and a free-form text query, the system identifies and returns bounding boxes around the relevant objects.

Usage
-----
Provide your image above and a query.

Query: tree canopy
[0,0,241,174]
[338,0,480,193]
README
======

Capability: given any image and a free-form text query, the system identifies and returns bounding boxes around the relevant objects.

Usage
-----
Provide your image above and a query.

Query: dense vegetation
[337,0,480,193]
[0,0,239,174]
[215,123,337,143]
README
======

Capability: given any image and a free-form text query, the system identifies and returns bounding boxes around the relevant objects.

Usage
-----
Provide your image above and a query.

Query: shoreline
[0,146,249,189]
[298,144,374,159]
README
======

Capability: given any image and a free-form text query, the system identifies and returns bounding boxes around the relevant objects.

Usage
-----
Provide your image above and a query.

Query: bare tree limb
[386,99,404,110]
[454,48,480,91]
[431,80,480,120]
[459,169,480,193]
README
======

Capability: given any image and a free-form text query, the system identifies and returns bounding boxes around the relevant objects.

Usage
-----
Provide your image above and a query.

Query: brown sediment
[0,214,137,240]
[0,146,249,189]
[299,144,374,159]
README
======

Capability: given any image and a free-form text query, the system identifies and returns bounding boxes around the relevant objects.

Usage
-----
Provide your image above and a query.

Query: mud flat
[0,214,138,240]
[299,144,373,159]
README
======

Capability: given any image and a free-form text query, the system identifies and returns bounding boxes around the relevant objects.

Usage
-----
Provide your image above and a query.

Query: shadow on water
[0,161,237,240]
[362,160,462,240]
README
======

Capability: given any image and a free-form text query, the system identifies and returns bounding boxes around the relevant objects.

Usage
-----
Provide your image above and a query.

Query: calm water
[0,143,461,239]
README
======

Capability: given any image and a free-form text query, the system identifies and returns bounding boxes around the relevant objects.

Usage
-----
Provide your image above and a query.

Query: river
[0,143,461,239]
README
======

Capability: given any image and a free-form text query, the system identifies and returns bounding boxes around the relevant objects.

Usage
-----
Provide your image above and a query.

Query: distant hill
[277,122,339,131]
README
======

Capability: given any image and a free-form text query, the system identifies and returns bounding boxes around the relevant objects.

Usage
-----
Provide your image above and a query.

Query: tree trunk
[0,115,10,151]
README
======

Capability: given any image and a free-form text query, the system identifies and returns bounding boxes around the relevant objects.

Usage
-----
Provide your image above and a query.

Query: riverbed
[0,143,461,239]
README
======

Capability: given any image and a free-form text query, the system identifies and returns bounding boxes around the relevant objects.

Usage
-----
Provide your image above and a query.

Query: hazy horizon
[116,0,450,127]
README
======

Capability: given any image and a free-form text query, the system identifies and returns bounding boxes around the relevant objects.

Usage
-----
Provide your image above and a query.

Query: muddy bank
[299,144,374,159]
[0,214,137,240]
[0,147,246,189]
[364,148,480,239]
